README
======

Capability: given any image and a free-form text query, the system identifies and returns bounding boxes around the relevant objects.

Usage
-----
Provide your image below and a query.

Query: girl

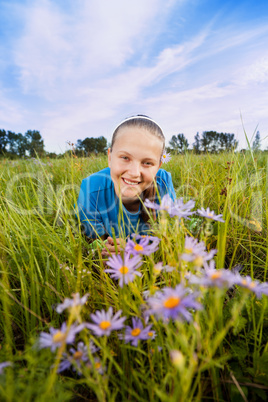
[77,115,176,255]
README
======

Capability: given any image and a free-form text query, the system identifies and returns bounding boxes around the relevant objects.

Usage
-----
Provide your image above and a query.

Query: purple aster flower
[233,275,268,299]
[153,262,175,275]
[0,361,12,374]
[88,357,106,375]
[85,307,126,337]
[161,150,171,163]
[171,198,196,219]
[105,252,142,287]
[147,285,202,321]
[144,193,175,215]
[131,234,161,244]
[56,293,89,314]
[125,236,159,256]
[58,341,97,374]
[197,207,225,222]
[39,322,85,352]
[181,236,217,267]
[119,317,153,347]
[189,260,235,288]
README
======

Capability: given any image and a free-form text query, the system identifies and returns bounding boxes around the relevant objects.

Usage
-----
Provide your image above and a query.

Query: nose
[128,161,141,178]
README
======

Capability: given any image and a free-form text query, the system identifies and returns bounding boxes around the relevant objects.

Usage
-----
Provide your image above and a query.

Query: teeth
[123,178,139,185]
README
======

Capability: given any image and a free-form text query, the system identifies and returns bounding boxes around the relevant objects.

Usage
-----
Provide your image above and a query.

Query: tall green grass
[0,151,267,401]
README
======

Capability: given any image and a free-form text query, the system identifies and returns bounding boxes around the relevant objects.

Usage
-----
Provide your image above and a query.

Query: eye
[143,161,153,166]
[120,156,129,161]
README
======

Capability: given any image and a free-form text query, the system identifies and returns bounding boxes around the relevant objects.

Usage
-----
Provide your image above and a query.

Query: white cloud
[12,0,177,99]
[235,56,268,85]
[0,88,26,128]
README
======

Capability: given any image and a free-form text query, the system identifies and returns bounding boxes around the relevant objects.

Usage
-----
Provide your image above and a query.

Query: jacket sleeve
[157,170,176,200]
[76,178,106,238]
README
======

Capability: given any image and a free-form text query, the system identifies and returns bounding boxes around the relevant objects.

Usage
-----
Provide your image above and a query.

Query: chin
[121,190,141,201]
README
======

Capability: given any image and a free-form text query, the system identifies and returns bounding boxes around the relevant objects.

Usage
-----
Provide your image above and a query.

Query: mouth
[122,177,141,186]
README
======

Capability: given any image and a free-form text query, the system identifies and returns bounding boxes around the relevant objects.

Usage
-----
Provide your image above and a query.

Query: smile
[122,178,141,185]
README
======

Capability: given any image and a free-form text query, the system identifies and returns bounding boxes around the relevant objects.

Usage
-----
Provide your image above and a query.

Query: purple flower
[189,260,235,288]
[147,285,202,321]
[0,361,12,374]
[58,341,98,374]
[197,207,225,222]
[144,194,175,215]
[105,253,142,287]
[125,236,160,256]
[86,307,126,337]
[89,357,106,375]
[153,262,175,275]
[119,317,153,347]
[234,275,268,299]
[131,234,161,243]
[181,236,217,267]
[172,198,196,219]
[161,151,171,163]
[56,293,89,314]
[39,322,85,352]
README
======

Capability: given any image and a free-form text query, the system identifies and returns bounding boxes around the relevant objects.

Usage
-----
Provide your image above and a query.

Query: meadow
[0,150,267,401]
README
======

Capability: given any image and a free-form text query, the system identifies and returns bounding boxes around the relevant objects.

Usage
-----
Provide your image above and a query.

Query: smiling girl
[77,115,176,254]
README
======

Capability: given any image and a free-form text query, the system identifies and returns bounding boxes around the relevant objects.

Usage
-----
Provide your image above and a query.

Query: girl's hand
[101,237,125,257]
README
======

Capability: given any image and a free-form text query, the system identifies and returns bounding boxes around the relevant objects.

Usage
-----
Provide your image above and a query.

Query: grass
[0,151,267,401]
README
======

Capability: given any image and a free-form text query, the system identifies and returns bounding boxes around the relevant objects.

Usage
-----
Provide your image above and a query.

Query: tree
[169,133,189,153]
[25,130,45,157]
[252,131,261,151]
[0,129,8,153]
[16,133,29,157]
[7,131,18,154]
[193,132,201,154]
[200,131,238,153]
[95,136,107,154]
[201,131,220,153]
[218,133,238,152]
[78,137,107,154]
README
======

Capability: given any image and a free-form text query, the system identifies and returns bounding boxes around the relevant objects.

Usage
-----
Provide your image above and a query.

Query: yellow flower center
[148,331,154,337]
[193,256,203,267]
[185,247,193,254]
[53,331,66,343]
[73,351,83,360]
[207,213,214,218]
[95,362,101,370]
[211,272,221,280]
[119,265,129,274]
[134,244,143,252]
[163,154,166,159]
[99,321,111,330]
[164,297,180,309]
[249,282,256,288]
[131,328,141,337]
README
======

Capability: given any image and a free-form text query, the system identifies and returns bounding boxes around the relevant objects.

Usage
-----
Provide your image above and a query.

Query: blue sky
[0,0,268,153]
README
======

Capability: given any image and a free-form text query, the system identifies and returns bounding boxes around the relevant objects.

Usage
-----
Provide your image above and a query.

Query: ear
[159,161,162,169]
[108,148,111,167]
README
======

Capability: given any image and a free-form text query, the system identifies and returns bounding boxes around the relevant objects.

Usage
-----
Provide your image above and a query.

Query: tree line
[0,129,45,158]
[0,128,262,158]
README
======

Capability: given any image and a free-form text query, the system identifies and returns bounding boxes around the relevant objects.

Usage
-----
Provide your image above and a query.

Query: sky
[0,0,268,153]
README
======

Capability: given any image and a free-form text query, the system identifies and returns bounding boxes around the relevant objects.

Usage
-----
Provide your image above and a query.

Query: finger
[107,236,114,244]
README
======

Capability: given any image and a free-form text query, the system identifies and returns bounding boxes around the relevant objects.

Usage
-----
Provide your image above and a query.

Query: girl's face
[108,126,163,206]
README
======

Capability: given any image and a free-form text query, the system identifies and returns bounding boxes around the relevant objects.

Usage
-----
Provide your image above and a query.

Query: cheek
[110,163,124,179]
[144,168,159,184]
